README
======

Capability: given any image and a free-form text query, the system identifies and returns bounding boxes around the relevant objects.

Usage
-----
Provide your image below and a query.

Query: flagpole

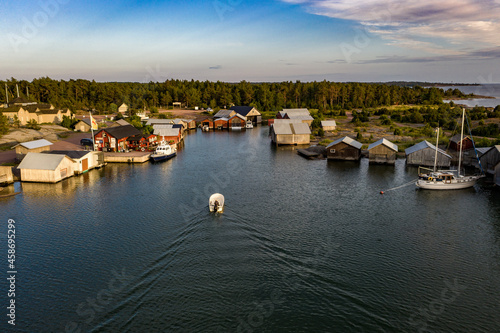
[90,111,95,151]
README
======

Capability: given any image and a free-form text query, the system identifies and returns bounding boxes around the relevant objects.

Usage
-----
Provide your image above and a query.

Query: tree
[26,119,41,130]
[109,103,118,113]
[0,112,9,135]
[13,115,21,128]
[61,115,77,129]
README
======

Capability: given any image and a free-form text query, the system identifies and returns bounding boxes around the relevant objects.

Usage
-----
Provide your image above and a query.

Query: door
[82,158,88,172]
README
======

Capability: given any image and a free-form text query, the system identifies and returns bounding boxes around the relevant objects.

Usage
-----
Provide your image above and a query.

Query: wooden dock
[103,151,151,163]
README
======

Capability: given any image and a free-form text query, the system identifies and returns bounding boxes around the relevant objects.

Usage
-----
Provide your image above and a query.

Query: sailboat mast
[433,127,439,172]
[458,108,465,177]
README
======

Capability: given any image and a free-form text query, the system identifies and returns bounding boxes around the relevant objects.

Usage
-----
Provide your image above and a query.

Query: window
[330,149,336,153]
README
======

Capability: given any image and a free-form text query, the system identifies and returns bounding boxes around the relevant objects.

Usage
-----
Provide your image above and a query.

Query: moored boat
[416,109,483,190]
[209,193,224,213]
[150,142,176,162]
[245,121,253,129]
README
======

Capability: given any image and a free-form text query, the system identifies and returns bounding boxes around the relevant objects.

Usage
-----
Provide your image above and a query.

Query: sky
[1,0,500,83]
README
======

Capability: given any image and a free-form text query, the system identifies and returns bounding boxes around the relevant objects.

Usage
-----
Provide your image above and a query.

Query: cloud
[209,65,222,70]
[353,46,500,64]
[281,0,500,53]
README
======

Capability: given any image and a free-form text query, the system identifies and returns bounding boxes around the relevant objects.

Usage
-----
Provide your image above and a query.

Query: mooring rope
[381,178,419,193]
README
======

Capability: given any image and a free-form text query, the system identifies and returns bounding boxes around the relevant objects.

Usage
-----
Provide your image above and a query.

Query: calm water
[1,127,500,333]
[441,84,500,108]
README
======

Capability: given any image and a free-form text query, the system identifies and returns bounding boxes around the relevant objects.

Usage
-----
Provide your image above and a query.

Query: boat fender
[428,177,433,181]
[141,147,145,151]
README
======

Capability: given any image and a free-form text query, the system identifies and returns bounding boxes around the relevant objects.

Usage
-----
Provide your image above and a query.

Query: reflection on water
[1,126,500,333]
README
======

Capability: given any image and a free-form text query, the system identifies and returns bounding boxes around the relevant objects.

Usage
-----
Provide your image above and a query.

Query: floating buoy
[380,191,384,195]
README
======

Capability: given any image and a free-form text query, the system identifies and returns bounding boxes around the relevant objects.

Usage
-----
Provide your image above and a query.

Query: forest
[0,77,469,114]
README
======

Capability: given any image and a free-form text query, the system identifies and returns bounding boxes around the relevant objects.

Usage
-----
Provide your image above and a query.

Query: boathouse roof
[146,119,174,126]
[214,109,235,118]
[405,140,451,158]
[46,150,92,160]
[96,125,141,139]
[450,134,471,143]
[229,106,256,116]
[321,120,337,127]
[327,136,362,150]
[116,119,129,126]
[368,138,398,152]
[15,139,53,150]
[155,127,180,137]
[18,152,73,170]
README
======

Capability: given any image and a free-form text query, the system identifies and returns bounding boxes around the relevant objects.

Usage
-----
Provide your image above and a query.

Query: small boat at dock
[150,142,176,162]
[209,193,224,213]
[245,121,254,129]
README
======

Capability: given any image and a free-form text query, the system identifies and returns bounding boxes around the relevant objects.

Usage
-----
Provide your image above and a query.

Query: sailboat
[416,108,483,190]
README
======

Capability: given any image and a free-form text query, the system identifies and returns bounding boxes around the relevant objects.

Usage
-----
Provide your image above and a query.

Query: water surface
[1,127,500,332]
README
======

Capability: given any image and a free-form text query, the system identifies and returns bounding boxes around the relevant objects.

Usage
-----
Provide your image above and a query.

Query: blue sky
[1,0,499,83]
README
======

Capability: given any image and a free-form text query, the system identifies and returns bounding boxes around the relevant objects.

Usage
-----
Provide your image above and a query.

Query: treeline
[1,77,454,113]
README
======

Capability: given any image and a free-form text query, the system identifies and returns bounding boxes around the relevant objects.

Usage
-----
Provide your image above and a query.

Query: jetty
[103,151,151,163]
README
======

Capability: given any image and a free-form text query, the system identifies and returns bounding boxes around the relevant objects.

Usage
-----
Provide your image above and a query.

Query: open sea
[441,84,500,108]
[1,127,500,332]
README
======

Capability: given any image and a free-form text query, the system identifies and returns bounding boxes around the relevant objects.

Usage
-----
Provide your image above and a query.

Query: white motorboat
[150,142,176,162]
[416,109,483,190]
[209,193,224,213]
[245,121,254,129]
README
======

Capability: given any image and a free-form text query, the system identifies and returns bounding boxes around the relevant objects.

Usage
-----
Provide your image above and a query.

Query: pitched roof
[214,109,235,118]
[321,120,337,127]
[18,152,72,170]
[153,124,173,130]
[96,125,140,139]
[36,109,60,115]
[116,119,129,126]
[16,139,53,149]
[155,128,180,137]
[291,122,311,135]
[327,136,362,149]
[146,118,174,126]
[79,118,92,126]
[273,123,293,135]
[46,150,92,159]
[12,97,32,105]
[229,106,256,116]
[450,134,471,143]
[229,114,246,120]
[405,140,451,158]
[127,134,147,142]
[368,138,398,152]
[282,108,309,114]
[273,122,311,135]
[273,119,304,124]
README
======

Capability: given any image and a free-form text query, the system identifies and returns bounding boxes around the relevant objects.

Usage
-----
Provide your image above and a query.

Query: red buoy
[380,191,384,195]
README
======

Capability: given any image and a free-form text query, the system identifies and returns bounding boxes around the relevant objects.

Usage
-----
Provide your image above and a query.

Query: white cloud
[282,0,500,54]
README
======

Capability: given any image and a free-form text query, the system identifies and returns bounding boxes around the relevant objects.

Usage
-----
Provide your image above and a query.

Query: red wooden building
[94,125,141,152]
[201,118,214,130]
[214,117,229,130]
[156,127,182,144]
[229,114,246,129]
[450,134,474,151]
[127,134,157,151]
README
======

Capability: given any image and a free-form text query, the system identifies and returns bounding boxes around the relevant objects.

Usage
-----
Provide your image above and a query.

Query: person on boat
[214,200,219,211]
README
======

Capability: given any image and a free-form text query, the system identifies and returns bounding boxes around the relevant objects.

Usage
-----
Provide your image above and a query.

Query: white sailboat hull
[416,176,479,190]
